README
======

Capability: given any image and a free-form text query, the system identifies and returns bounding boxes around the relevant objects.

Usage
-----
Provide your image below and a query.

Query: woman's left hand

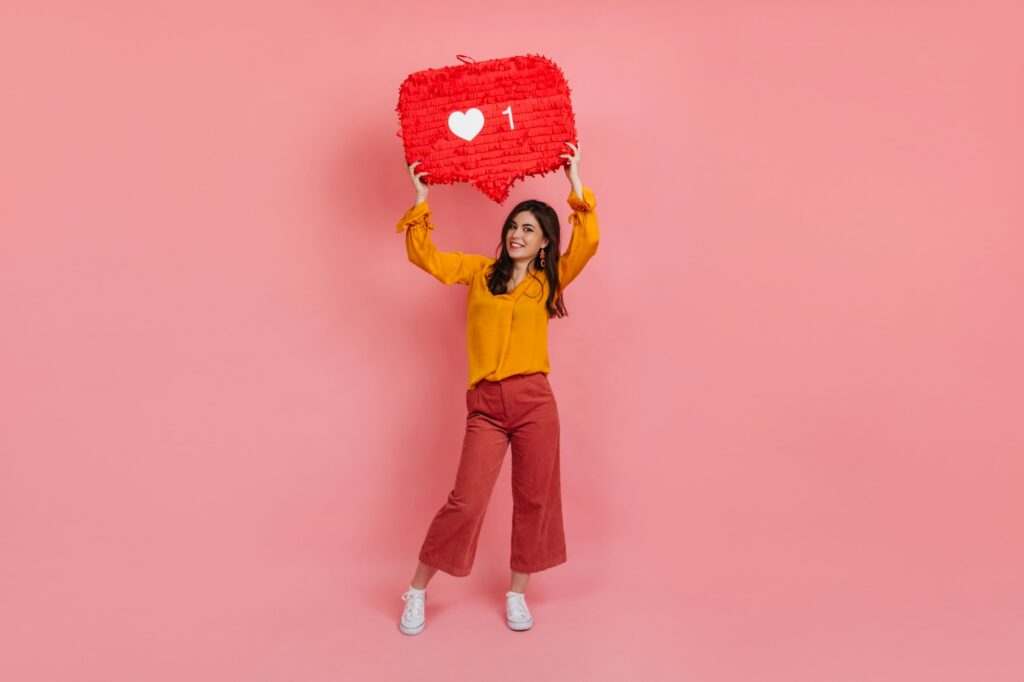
[560,141,584,197]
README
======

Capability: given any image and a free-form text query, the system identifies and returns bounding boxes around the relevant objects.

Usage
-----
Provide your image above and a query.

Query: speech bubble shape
[395,54,577,204]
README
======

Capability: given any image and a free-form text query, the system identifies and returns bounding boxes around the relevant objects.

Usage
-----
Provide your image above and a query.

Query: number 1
[502,105,514,130]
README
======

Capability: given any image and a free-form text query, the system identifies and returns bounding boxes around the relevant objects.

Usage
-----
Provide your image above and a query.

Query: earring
[539,247,546,268]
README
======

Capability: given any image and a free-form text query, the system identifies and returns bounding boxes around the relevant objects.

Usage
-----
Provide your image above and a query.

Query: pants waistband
[474,372,548,389]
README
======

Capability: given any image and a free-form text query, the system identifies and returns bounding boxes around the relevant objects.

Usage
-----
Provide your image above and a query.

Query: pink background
[2,1,1022,680]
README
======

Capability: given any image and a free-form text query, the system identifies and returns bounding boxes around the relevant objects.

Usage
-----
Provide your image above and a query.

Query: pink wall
[2,1,1022,680]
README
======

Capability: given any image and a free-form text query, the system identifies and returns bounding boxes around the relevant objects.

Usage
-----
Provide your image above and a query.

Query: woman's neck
[511,260,532,278]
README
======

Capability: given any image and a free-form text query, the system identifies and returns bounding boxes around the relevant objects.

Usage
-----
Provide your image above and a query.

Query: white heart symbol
[448,108,485,141]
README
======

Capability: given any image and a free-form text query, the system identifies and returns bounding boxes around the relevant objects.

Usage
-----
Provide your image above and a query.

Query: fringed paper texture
[396,54,577,204]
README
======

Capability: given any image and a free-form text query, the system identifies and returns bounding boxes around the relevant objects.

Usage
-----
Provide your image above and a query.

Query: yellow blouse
[395,186,599,389]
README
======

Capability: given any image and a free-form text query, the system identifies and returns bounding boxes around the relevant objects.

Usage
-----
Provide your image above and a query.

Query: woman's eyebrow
[511,219,535,227]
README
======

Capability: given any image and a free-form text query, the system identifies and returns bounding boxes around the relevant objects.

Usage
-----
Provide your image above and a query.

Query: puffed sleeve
[558,186,600,289]
[396,200,492,286]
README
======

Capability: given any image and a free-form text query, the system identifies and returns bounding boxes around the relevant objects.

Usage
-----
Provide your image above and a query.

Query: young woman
[396,141,599,635]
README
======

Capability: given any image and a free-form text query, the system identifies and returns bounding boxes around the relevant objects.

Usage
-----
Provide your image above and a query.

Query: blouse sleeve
[558,186,600,289]
[396,200,492,286]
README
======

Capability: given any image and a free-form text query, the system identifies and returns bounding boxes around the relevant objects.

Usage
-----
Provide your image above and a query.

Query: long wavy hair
[485,199,568,318]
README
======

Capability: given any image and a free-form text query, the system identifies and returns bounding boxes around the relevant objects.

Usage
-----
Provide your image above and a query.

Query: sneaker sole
[399,620,425,635]
[506,617,533,631]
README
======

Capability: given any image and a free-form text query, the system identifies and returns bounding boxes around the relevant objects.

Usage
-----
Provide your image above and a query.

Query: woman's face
[506,210,549,265]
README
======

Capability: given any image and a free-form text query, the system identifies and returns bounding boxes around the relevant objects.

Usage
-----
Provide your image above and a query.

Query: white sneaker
[505,591,534,631]
[399,587,426,635]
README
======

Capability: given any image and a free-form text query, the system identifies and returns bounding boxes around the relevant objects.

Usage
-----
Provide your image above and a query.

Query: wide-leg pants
[418,372,567,577]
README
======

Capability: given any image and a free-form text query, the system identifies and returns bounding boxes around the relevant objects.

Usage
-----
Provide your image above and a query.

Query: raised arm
[558,186,599,289]
[396,200,491,286]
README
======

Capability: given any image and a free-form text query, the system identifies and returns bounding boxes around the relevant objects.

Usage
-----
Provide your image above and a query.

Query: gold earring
[539,247,546,268]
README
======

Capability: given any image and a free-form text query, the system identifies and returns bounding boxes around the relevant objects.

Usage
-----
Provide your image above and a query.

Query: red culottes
[418,372,567,576]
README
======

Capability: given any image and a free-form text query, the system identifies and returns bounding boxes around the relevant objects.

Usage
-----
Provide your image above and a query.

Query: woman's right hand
[408,160,429,205]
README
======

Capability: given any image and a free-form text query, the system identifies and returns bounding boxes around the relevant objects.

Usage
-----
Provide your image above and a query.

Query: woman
[396,141,599,635]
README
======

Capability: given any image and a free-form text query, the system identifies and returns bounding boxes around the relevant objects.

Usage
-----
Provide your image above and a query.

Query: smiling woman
[394,141,600,635]
[489,198,563,302]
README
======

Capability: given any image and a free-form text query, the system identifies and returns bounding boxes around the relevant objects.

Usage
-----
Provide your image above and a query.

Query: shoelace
[402,592,424,621]
[507,595,530,619]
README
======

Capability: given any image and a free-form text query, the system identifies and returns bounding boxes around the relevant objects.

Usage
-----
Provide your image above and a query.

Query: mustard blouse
[395,186,599,390]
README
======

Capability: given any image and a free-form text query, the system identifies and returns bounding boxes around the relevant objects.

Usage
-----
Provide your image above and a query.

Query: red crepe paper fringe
[395,54,577,204]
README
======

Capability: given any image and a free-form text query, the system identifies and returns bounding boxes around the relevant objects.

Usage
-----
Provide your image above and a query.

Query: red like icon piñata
[395,54,578,204]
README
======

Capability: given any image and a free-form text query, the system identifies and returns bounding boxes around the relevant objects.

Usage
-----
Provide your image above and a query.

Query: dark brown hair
[485,199,568,318]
